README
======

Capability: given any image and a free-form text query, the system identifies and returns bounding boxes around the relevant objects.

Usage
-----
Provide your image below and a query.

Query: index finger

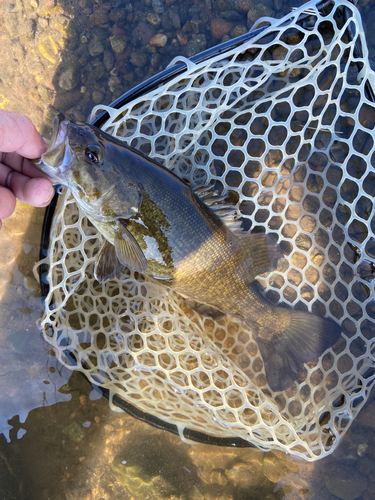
[0,110,47,159]
[0,152,53,181]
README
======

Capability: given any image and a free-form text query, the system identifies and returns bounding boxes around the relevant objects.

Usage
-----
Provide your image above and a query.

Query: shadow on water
[1,0,375,498]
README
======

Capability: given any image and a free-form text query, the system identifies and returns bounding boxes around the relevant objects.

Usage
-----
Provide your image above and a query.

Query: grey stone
[130,50,148,67]
[58,67,80,91]
[186,34,207,58]
[103,50,115,72]
[88,37,104,57]
[221,10,243,21]
[151,0,164,14]
[169,10,181,29]
[132,21,156,46]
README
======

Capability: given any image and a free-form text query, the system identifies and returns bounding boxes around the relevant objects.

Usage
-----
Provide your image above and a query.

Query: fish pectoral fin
[241,233,282,282]
[114,223,147,274]
[255,312,342,392]
[95,241,125,283]
[183,298,226,321]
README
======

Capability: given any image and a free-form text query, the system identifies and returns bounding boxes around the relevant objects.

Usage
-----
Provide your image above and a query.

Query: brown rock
[210,18,234,39]
[149,33,168,47]
[176,30,188,46]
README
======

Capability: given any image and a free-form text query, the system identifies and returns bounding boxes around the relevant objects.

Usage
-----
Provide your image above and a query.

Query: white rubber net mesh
[36,0,375,460]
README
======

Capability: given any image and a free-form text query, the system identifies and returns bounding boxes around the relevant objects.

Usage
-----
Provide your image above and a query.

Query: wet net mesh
[35,0,375,460]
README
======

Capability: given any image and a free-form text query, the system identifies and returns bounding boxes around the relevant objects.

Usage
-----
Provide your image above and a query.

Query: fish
[33,113,342,392]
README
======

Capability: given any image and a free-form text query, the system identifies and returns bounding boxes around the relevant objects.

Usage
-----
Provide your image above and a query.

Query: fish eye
[85,144,104,163]
[85,148,99,162]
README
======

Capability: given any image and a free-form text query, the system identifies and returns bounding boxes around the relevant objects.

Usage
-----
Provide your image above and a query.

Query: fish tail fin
[240,233,281,282]
[254,311,342,392]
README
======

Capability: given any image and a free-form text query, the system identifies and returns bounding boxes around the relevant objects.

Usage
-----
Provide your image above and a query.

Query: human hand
[0,110,54,231]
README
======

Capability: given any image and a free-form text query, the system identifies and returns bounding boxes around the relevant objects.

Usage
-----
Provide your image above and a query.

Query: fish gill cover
[35,0,375,460]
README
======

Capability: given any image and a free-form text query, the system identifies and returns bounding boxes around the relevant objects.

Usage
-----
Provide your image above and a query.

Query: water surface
[1,0,375,499]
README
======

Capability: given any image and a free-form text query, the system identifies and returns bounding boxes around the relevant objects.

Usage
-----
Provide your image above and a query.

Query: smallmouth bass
[34,114,342,392]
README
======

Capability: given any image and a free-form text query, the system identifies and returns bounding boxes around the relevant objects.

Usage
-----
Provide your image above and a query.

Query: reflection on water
[1,0,375,498]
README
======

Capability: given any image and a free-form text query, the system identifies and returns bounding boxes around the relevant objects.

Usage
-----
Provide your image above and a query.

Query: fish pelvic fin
[114,221,147,274]
[254,312,342,392]
[95,240,125,282]
[241,233,282,282]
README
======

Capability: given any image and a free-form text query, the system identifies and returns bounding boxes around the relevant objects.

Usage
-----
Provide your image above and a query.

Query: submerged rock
[247,4,275,26]
[147,13,161,27]
[214,0,253,13]
[130,50,148,67]
[149,33,168,47]
[109,35,127,54]
[151,0,164,14]
[58,67,80,91]
[186,34,207,57]
[88,37,104,57]
[132,22,156,46]
[210,18,234,39]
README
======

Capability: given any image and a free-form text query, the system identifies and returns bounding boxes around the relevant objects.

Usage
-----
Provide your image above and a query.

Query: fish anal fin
[255,312,342,392]
[114,221,147,273]
[95,241,125,283]
[241,233,282,282]
[184,298,225,321]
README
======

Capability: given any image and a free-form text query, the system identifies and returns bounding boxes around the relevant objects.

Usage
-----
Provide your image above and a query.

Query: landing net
[36,0,375,460]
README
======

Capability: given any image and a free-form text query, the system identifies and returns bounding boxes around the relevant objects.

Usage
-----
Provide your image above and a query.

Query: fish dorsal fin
[193,184,242,233]
[94,240,125,283]
[114,220,147,273]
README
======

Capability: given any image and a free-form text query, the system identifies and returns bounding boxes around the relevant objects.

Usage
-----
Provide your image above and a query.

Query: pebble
[230,25,247,38]
[210,18,234,39]
[186,34,207,57]
[152,0,164,14]
[108,75,121,92]
[130,50,148,67]
[109,9,126,23]
[221,10,244,21]
[103,50,115,72]
[191,19,204,34]
[213,0,253,13]
[132,21,156,46]
[89,12,109,28]
[58,67,80,91]
[109,35,127,54]
[88,37,104,57]
[147,13,161,27]
[149,33,168,47]
[247,5,275,27]
[176,30,188,46]
[39,0,56,9]
[62,422,85,443]
[168,10,181,29]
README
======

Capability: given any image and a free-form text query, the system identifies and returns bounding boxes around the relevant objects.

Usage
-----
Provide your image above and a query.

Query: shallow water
[1,0,375,499]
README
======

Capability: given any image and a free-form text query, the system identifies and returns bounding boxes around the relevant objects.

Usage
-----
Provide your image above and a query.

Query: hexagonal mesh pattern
[36,0,375,460]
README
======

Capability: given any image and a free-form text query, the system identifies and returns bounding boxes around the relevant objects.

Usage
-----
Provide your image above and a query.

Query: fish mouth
[37,113,71,183]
